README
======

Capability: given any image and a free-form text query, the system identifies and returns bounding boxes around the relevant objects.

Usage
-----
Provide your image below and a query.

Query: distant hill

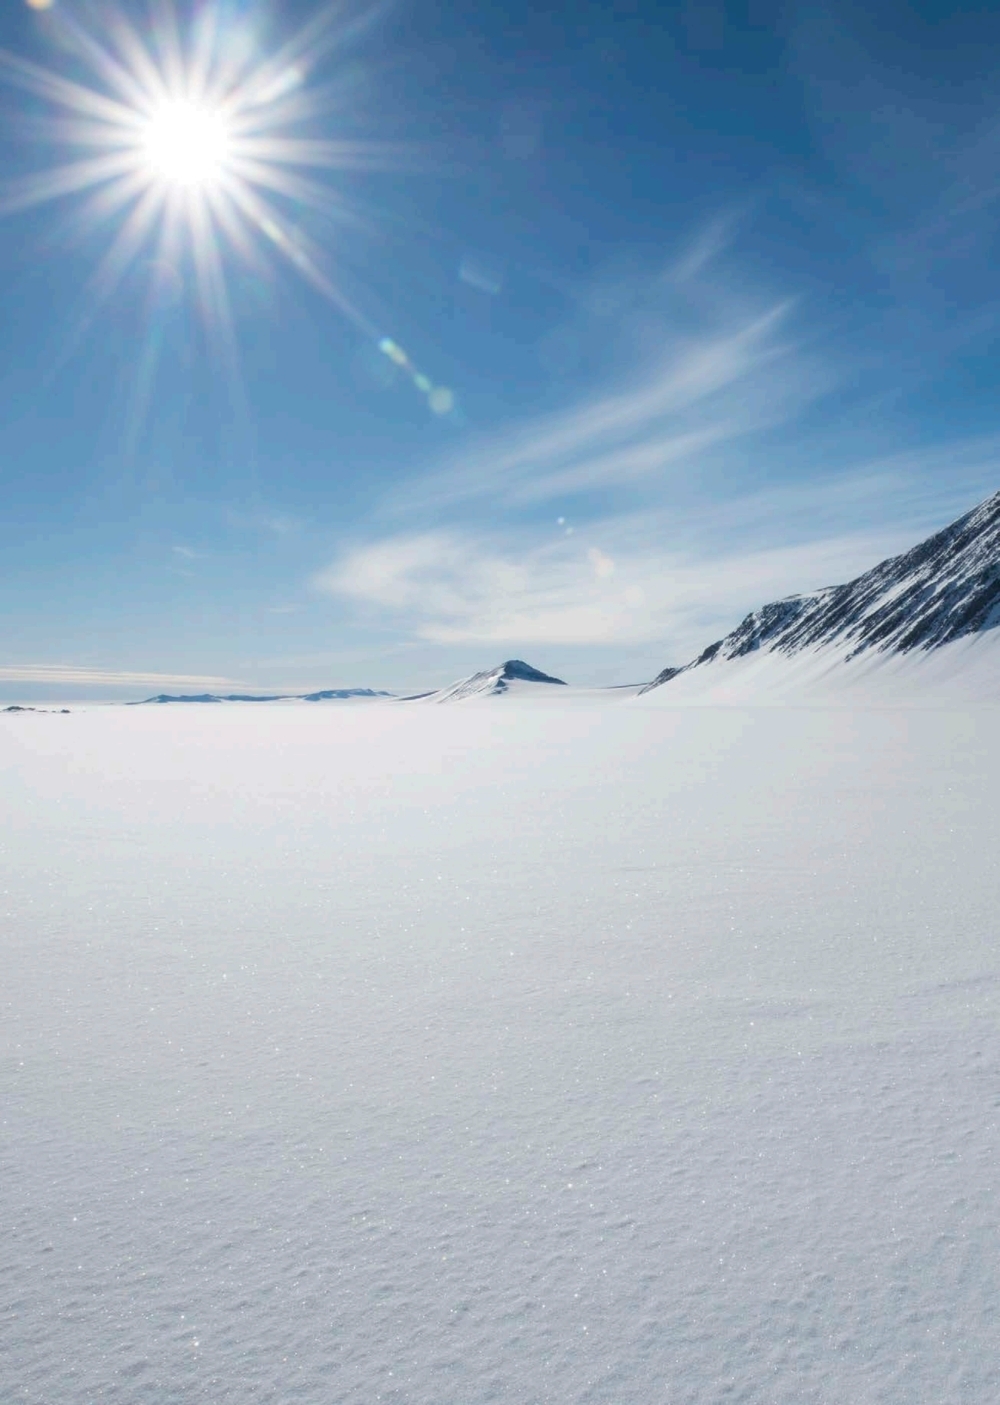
[133,688,393,705]
[642,489,1000,694]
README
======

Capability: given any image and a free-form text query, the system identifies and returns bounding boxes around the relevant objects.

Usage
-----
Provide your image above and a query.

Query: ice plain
[2,670,1000,1403]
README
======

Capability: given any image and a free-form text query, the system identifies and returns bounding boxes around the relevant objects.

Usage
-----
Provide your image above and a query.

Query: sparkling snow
[2,678,999,1403]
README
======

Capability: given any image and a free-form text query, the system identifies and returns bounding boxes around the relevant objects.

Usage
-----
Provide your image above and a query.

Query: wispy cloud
[315,510,908,656]
[316,447,1000,658]
[311,231,1000,663]
[668,210,743,286]
[0,666,245,689]
[391,299,822,516]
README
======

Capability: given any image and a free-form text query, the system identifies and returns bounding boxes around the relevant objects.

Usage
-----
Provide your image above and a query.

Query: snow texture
[644,488,1000,691]
[3,664,1000,1404]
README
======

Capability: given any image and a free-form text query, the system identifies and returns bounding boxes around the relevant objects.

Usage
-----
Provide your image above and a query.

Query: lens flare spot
[428,386,454,415]
[379,338,409,367]
[141,100,232,188]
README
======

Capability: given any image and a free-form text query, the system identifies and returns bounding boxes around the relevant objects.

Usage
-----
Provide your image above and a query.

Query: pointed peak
[499,660,567,684]
[422,659,568,702]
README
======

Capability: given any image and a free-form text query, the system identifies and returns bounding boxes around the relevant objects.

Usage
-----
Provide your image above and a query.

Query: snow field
[2,695,999,1403]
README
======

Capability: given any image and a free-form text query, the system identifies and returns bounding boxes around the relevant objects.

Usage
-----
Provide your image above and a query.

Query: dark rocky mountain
[643,489,1000,693]
[3,705,71,713]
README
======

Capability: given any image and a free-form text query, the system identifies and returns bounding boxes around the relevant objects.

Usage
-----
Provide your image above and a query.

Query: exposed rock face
[300,689,391,701]
[2,705,70,713]
[496,661,567,684]
[644,490,1000,692]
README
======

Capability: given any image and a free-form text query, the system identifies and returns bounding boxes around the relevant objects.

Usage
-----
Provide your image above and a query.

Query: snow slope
[644,488,1000,694]
[2,691,1000,1403]
[637,628,1000,707]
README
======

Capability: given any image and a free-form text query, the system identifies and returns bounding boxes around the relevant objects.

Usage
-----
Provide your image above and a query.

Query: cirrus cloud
[0,665,246,689]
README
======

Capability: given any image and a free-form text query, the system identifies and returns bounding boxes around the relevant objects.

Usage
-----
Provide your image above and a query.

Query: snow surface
[3,678,1000,1403]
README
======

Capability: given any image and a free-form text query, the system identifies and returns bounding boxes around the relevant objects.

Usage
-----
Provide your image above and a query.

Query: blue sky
[2,0,1000,698]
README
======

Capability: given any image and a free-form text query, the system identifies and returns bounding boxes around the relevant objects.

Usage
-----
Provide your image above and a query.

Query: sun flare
[0,1,456,417]
[140,100,232,189]
[0,3,375,336]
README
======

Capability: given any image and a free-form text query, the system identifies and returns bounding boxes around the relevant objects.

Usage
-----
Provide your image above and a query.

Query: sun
[0,2,366,326]
[140,100,232,189]
[0,1,457,417]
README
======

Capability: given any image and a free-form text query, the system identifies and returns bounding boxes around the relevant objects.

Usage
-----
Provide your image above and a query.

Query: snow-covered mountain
[643,489,1000,693]
[420,659,567,702]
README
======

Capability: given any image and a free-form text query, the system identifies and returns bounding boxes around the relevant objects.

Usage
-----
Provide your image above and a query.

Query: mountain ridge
[643,489,1000,693]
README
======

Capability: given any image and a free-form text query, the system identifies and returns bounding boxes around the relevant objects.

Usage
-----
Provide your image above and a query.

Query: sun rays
[0,0,457,418]
[0,3,382,325]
